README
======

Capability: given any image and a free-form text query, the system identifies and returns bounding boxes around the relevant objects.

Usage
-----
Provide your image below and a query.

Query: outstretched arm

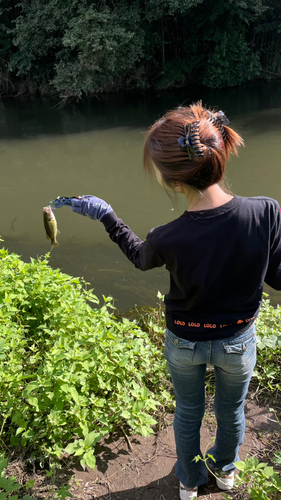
[51,195,164,271]
[101,210,164,271]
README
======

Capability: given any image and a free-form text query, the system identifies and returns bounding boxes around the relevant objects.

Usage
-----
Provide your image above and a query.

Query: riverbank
[0,249,280,499]
[2,73,281,102]
[4,396,281,499]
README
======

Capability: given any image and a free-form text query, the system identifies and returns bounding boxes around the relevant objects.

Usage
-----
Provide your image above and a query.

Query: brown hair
[143,101,244,191]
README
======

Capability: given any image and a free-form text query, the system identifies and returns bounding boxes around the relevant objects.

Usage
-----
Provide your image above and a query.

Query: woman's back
[143,195,281,339]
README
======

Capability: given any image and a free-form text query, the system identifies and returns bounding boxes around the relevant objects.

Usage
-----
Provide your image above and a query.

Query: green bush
[0,246,172,469]
[8,0,145,98]
[1,241,280,475]
[233,456,281,500]
[197,449,281,500]
[254,294,281,395]
[203,28,261,88]
[2,0,281,96]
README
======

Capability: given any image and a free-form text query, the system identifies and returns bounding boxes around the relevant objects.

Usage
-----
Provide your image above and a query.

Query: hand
[50,197,74,208]
[71,195,113,221]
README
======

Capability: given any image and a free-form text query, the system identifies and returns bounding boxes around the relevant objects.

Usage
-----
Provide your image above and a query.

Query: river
[0,81,281,311]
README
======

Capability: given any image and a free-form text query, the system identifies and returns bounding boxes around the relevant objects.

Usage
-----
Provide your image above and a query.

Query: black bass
[43,205,60,250]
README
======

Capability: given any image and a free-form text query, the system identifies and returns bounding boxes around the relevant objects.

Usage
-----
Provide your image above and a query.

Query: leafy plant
[203,28,261,88]
[0,452,34,499]
[195,444,281,500]
[233,456,281,500]
[0,451,74,499]
[0,247,173,470]
[273,451,281,466]
[254,294,281,396]
[52,2,145,97]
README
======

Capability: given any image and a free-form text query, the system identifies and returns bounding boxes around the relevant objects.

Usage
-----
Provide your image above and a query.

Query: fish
[43,205,60,250]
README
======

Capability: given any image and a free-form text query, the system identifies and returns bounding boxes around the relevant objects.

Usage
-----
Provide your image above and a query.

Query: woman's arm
[101,211,164,271]
[51,195,164,271]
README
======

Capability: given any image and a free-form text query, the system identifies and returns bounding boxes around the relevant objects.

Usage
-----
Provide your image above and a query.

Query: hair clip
[216,110,229,141]
[217,110,229,126]
[206,111,217,125]
[178,124,192,160]
[207,110,229,141]
[189,121,204,157]
[178,121,204,160]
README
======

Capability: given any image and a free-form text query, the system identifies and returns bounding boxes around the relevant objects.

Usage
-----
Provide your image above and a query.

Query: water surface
[1,82,281,310]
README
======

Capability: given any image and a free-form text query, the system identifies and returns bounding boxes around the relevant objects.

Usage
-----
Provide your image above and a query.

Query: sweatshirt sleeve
[101,211,164,271]
[264,203,281,290]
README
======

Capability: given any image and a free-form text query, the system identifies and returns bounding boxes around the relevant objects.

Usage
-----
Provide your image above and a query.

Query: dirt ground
[71,397,280,500]
[10,394,280,500]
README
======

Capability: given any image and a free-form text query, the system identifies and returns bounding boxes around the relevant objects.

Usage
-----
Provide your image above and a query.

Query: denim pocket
[223,335,255,354]
[165,328,196,364]
[222,328,256,367]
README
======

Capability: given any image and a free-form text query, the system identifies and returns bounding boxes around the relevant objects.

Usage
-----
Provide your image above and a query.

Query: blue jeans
[164,324,256,488]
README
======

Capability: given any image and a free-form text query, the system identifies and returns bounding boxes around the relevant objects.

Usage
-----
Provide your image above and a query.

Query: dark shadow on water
[1,81,281,140]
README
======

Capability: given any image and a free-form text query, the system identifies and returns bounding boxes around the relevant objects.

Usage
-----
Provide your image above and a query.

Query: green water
[1,81,281,310]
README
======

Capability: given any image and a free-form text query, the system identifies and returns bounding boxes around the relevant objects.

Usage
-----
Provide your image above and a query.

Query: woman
[53,102,281,499]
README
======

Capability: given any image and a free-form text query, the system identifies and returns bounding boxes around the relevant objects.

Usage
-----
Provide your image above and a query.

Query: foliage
[0,240,281,497]
[0,247,172,469]
[52,2,145,97]
[156,60,194,90]
[196,444,281,500]
[254,294,281,396]
[231,456,281,500]
[144,0,203,21]
[202,28,261,88]
[0,452,73,499]
[0,453,27,500]
[122,290,166,348]
[1,0,281,96]
[253,0,281,75]
[0,0,16,95]
[8,0,145,97]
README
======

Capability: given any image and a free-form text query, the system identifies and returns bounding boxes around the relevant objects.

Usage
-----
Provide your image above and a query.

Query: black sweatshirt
[102,196,281,341]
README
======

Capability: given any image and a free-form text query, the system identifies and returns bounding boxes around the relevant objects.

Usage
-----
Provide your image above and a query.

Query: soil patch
[8,395,280,500]
[71,397,280,500]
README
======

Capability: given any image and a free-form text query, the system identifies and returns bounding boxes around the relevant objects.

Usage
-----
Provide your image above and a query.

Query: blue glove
[50,197,74,208]
[71,195,113,221]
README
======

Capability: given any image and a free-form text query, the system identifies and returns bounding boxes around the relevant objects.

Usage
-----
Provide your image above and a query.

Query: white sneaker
[179,482,198,499]
[214,470,235,490]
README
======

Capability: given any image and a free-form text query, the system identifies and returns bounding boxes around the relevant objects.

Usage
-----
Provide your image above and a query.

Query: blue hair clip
[178,122,204,160]
[178,125,193,160]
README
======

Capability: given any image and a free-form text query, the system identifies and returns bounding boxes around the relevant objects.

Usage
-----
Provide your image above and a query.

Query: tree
[1,0,280,96]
